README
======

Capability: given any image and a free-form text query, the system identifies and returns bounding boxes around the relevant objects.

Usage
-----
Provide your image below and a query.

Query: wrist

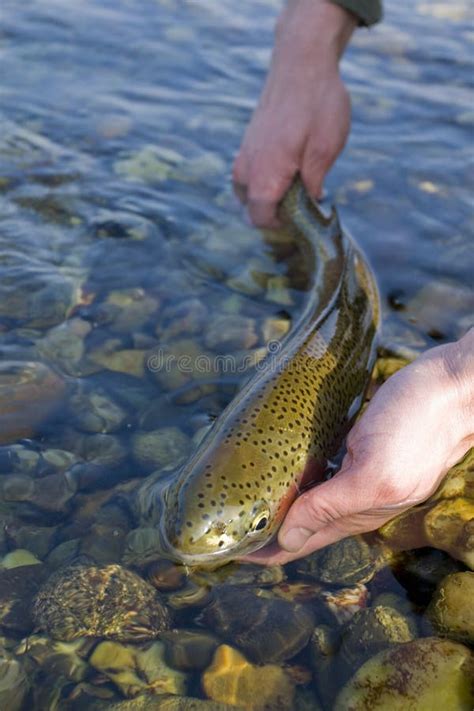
[442,329,474,441]
[276,0,356,65]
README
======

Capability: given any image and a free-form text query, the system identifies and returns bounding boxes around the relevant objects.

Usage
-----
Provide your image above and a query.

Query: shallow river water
[0,1,473,709]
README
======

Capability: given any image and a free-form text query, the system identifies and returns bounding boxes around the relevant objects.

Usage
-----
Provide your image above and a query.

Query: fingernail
[280,527,313,552]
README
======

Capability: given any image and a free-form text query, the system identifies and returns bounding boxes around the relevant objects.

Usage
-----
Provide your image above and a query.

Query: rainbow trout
[159,179,379,566]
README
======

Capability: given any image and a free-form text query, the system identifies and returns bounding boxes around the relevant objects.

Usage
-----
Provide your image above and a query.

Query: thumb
[278,463,369,552]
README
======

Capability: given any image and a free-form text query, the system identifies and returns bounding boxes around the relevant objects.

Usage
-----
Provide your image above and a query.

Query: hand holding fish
[246,328,474,565]
[233,0,357,227]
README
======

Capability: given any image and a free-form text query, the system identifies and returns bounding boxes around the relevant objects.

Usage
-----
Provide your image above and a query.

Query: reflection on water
[0,0,473,709]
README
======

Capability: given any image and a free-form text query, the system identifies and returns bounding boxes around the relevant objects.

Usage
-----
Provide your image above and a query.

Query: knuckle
[301,491,341,526]
[373,478,411,506]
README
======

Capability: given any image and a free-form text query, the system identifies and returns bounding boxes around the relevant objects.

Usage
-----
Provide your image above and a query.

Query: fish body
[159,180,380,566]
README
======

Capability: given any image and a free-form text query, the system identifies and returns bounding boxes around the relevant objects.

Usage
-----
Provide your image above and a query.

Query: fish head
[159,444,291,566]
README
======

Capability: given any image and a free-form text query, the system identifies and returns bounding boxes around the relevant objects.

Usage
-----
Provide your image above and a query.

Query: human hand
[245,329,474,565]
[233,0,357,227]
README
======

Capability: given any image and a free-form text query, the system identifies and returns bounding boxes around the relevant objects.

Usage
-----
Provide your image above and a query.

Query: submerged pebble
[37,318,93,376]
[89,343,148,379]
[122,527,166,569]
[423,497,474,568]
[3,522,57,560]
[0,649,30,711]
[85,695,237,710]
[0,361,65,444]
[338,605,418,677]
[204,314,258,352]
[148,338,218,401]
[426,572,474,644]
[197,586,314,665]
[89,640,187,698]
[202,644,295,711]
[1,549,42,568]
[0,471,77,518]
[16,634,92,683]
[69,386,127,433]
[147,559,186,592]
[0,563,50,636]
[161,629,219,672]
[133,428,191,472]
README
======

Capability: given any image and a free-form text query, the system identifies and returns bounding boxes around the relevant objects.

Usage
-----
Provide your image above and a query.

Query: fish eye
[251,512,269,533]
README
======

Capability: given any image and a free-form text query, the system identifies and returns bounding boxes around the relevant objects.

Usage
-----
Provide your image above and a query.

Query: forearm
[275,1,357,66]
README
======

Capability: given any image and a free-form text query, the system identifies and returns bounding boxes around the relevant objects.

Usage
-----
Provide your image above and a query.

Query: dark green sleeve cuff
[329,0,383,26]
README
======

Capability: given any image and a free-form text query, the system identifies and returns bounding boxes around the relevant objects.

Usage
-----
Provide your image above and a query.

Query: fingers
[233,147,297,228]
[247,167,296,228]
[240,541,293,566]
[277,467,372,553]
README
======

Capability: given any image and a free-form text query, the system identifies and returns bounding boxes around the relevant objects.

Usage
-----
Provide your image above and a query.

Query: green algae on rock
[33,564,171,641]
[338,605,418,677]
[295,535,387,586]
[423,497,474,569]
[334,637,474,711]
[426,572,474,644]
[378,447,474,567]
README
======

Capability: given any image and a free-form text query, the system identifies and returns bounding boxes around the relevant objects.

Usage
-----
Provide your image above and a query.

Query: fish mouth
[159,535,245,567]
[158,521,266,568]
[161,529,269,568]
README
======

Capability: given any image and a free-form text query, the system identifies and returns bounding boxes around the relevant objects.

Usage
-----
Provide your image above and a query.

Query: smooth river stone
[0,361,65,444]
[334,637,474,711]
[202,644,295,711]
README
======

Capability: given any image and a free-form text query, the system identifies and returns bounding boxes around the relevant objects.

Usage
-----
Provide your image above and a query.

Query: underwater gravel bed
[0,0,473,708]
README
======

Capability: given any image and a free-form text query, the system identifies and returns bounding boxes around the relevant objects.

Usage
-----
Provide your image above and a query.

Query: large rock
[334,637,474,710]
[34,564,171,642]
